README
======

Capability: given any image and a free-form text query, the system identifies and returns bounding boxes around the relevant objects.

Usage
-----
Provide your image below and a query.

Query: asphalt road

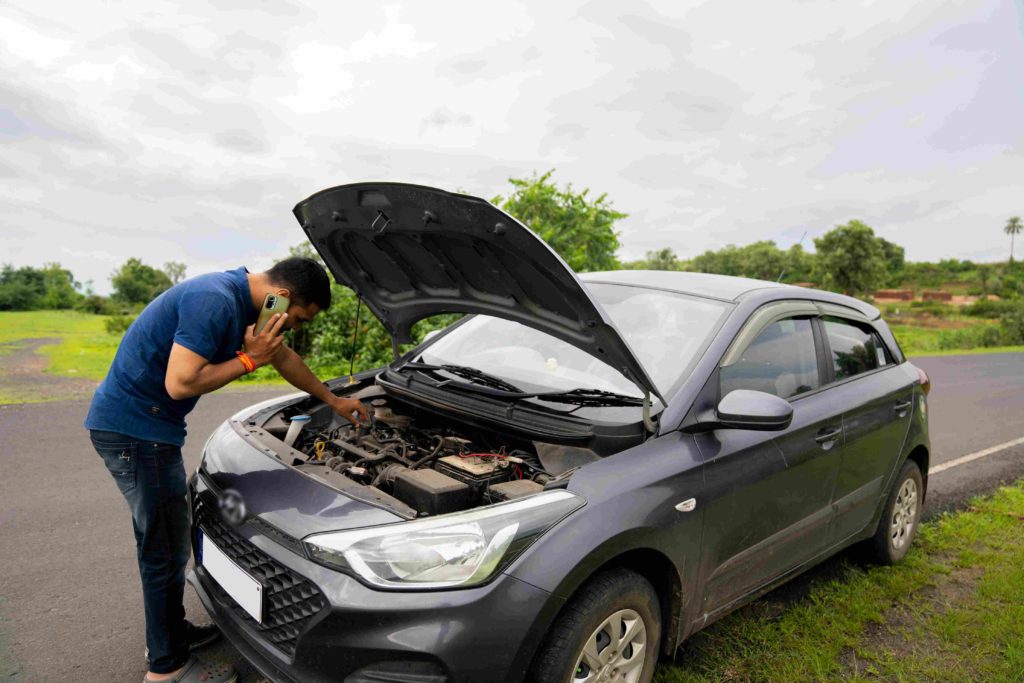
[2,353,1023,682]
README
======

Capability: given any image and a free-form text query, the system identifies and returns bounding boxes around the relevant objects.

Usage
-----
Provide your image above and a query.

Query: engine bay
[262,396,555,517]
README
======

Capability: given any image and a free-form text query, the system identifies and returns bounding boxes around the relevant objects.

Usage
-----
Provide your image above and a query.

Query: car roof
[579,270,880,319]
[579,270,789,300]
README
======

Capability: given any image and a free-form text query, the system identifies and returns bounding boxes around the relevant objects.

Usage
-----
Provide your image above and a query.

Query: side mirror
[684,389,793,433]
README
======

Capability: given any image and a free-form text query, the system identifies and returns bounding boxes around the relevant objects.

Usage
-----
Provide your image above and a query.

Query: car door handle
[814,427,842,446]
[893,400,912,417]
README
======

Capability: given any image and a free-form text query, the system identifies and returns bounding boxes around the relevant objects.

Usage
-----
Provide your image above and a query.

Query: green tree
[643,248,680,271]
[737,241,788,281]
[111,257,172,305]
[689,244,745,276]
[0,264,47,310]
[163,261,187,285]
[877,237,906,285]
[813,220,886,296]
[781,244,815,283]
[688,241,807,282]
[40,263,80,309]
[976,264,992,298]
[1005,216,1022,263]
[493,170,625,272]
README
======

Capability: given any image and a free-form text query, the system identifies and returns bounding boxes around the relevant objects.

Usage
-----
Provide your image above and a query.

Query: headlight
[303,490,585,589]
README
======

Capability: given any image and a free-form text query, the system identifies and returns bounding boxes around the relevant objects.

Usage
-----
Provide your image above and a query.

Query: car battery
[436,454,514,493]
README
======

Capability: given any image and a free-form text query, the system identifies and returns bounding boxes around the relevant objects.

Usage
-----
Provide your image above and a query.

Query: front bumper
[189,476,561,683]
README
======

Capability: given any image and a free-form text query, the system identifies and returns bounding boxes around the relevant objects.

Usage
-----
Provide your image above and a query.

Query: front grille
[193,493,328,657]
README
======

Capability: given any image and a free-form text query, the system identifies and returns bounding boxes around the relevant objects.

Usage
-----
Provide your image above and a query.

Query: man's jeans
[90,430,190,674]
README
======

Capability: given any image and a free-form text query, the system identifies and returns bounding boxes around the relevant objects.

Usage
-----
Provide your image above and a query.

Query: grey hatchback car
[188,183,930,683]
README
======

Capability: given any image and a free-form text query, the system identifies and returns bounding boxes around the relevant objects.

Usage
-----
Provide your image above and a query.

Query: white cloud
[1,0,1022,293]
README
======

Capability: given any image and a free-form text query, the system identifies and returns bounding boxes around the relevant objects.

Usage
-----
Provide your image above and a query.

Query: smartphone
[255,293,290,335]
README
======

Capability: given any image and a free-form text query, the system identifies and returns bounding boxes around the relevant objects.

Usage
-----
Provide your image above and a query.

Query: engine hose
[411,437,446,470]
[326,456,350,473]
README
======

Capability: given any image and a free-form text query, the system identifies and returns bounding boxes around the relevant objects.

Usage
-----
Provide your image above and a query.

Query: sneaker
[145,621,222,660]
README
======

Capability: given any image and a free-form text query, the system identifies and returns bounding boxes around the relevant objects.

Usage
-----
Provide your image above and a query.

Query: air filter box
[393,469,472,516]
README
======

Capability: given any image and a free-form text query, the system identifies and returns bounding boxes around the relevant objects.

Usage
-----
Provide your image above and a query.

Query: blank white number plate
[200,529,263,623]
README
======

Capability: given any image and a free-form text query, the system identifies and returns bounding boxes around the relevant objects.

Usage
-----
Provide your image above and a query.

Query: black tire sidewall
[529,569,661,683]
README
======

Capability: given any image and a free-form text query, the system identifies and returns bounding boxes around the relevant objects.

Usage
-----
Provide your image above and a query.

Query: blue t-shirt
[85,267,255,446]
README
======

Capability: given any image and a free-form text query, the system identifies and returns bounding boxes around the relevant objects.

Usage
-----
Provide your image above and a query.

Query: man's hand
[329,396,370,426]
[243,313,288,368]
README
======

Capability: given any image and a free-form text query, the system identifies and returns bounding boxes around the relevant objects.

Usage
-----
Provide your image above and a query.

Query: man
[85,258,369,683]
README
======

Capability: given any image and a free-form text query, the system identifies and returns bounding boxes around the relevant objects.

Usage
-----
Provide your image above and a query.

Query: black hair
[266,257,331,311]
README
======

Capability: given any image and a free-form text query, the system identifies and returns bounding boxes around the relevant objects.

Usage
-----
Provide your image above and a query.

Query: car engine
[284,398,551,516]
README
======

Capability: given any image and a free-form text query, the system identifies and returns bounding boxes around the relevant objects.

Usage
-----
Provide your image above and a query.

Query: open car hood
[293,182,664,404]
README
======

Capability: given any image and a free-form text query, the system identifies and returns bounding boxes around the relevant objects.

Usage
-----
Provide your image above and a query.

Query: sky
[2,0,1023,293]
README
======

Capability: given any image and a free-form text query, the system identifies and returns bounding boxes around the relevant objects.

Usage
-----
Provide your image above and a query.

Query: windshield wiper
[527,388,645,407]
[400,362,644,408]
[401,362,525,394]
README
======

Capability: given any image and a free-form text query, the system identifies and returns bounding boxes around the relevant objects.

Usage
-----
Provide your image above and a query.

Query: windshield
[417,283,728,401]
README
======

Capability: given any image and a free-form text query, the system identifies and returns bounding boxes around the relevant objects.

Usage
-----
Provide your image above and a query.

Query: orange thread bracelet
[236,351,256,373]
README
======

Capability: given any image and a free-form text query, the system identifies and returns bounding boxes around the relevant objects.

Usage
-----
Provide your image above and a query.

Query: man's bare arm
[272,346,369,425]
[165,344,248,400]
[165,313,288,400]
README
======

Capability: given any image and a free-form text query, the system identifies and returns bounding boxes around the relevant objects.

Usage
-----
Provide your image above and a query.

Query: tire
[866,459,923,565]
[529,568,661,683]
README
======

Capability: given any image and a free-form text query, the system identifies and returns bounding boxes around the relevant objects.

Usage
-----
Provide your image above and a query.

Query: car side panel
[693,389,843,614]
[827,365,915,543]
[503,431,705,651]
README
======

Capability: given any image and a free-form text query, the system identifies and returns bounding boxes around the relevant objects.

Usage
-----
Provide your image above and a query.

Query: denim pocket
[92,438,138,496]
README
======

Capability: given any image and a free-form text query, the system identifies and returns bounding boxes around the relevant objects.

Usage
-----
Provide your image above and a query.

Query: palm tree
[1007,216,1023,262]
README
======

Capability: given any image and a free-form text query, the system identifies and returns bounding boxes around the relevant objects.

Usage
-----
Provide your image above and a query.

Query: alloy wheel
[571,608,647,683]
[890,477,918,550]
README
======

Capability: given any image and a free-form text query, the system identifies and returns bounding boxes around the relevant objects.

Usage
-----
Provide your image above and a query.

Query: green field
[889,323,1024,357]
[0,311,286,403]
[0,310,121,380]
[654,482,1024,682]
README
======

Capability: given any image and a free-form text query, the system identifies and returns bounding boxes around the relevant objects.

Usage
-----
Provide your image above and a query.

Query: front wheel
[866,459,923,564]
[530,568,661,683]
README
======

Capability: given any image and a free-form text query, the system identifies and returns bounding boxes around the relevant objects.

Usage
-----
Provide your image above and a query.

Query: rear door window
[822,317,889,380]
[720,317,820,400]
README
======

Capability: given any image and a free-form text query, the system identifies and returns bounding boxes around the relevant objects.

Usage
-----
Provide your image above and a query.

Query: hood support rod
[642,391,657,434]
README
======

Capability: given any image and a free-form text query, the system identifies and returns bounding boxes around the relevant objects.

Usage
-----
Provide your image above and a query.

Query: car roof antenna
[776,231,808,283]
[346,296,363,385]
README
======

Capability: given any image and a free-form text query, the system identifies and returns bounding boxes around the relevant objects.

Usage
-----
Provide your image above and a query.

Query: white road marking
[929,436,1024,475]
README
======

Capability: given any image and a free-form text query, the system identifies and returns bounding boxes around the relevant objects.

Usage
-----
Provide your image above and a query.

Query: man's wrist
[236,351,256,373]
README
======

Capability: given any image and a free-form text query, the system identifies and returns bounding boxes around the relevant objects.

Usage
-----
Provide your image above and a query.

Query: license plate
[199,528,264,623]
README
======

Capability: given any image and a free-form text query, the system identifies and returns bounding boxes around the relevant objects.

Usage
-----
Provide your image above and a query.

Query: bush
[963,299,1015,318]
[105,315,136,336]
[937,325,1003,350]
[907,300,954,317]
[76,295,116,315]
[999,303,1024,345]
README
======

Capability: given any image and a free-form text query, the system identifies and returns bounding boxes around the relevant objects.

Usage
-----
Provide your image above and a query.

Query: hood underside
[293,182,663,403]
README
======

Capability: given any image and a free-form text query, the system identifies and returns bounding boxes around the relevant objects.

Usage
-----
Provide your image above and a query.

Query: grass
[654,482,1024,682]
[0,598,21,682]
[889,322,1024,358]
[0,311,287,404]
[0,310,119,380]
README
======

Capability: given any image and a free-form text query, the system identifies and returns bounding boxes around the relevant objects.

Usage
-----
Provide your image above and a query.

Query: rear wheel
[866,459,923,564]
[530,568,661,683]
